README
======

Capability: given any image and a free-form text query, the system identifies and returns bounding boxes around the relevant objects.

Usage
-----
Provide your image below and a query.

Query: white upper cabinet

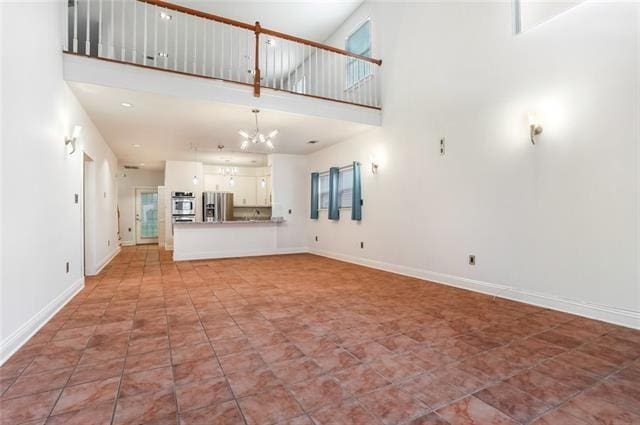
[203,166,271,207]
[232,175,257,206]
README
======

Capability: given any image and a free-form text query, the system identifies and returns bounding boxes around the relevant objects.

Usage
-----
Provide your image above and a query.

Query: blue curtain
[328,167,340,220]
[352,161,362,220]
[310,172,319,219]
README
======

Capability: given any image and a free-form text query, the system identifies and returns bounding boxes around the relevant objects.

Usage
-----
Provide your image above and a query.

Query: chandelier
[238,109,278,151]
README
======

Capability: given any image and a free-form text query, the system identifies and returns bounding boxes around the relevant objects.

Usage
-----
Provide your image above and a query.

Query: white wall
[1,1,119,362]
[116,167,164,246]
[308,1,640,328]
[269,154,309,252]
[164,160,204,249]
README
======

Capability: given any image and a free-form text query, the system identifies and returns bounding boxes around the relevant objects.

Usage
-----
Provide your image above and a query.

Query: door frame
[134,186,159,245]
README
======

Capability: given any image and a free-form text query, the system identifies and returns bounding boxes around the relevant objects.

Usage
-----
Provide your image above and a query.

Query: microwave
[171,192,195,216]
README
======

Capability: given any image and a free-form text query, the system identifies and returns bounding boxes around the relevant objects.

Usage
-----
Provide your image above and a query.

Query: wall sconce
[528,113,543,145]
[370,156,379,174]
[65,125,82,155]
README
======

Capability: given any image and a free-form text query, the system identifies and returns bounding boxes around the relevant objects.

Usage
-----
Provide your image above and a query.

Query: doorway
[135,188,158,244]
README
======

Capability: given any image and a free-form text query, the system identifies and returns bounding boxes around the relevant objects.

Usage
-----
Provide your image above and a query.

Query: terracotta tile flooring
[1,245,639,425]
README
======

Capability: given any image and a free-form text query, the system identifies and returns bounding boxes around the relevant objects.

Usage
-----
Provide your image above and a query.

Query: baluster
[202,19,206,74]
[85,0,90,54]
[192,18,197,73]
[163,8,169,68]
[320,49,324,97]
[272,40,276,88]
[154,5,158,66]
[211,23,216,77]
[314,47,318,96]
[143,2,147,65]
[109,0,114,57]
[372,66,378,107]
[301,43,305,93]
[173,11,178,70]
[132,1,137,62]
[294,43,299,93]
[220,25,225,79]
[183,13,188,72]
[368,63,373,106]
[229,27,233,81]
[72,0,78,52]
[121,0,125,60]
[287,40,291,90]
[350,59,355,104]
[302,44,311,94]
[357,60,362,106]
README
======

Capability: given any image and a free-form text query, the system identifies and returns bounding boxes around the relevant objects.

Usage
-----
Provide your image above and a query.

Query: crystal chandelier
[238,109,278,151]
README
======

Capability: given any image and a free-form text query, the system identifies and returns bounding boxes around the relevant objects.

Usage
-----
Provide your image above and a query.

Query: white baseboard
[0,277,85,365]
[120,241,135,247]
[174,247,309,261]
[91,246,121,276]
[310,249,640,330]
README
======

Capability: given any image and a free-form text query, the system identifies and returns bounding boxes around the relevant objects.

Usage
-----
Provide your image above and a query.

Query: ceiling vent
[123,165,139,170]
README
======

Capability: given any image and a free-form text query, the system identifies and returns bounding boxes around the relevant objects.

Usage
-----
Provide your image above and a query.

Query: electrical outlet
[440,138,445,156]
[288,209,292,214]
[315,236,318,242]
[468,255,476,265]
[65,261,70,273]
[360,242,364,249]
[74,194,79,204]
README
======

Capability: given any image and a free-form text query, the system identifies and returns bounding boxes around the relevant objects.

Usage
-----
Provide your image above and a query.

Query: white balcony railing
[64,0,382,109]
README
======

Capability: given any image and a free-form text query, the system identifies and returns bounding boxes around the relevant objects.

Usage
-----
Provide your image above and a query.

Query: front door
[135,188,158,244]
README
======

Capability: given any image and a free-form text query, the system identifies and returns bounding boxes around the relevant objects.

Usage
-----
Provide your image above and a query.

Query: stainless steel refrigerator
[203,192,234,222]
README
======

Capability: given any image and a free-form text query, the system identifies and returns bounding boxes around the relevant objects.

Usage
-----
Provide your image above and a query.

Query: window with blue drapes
[310,172,319,219]
[352,161,362,220]
[328,167,340,220]
[311,164,362,220]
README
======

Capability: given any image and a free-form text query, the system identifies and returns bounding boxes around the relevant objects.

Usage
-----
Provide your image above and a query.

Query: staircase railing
[64,0,382,109]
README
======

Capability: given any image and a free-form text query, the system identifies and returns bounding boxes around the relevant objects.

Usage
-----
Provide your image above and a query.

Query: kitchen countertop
[174,219,284,225]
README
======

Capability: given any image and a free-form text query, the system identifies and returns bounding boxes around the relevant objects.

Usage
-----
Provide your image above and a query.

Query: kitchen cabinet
[203,169,271,207]
[204,174,227,192]
[232,175,256,206]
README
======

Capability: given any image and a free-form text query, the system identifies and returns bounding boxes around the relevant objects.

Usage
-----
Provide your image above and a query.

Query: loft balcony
[63,0,382,125]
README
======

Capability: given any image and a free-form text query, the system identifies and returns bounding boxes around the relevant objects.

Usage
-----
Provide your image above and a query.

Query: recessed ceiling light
[132,144,141,148]
[157,52,169,58]
[120,102,133,108]
[160,12,172,20]
[139,163,145,166]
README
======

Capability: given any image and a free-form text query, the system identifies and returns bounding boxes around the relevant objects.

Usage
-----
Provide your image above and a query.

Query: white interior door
[135,188,159,244]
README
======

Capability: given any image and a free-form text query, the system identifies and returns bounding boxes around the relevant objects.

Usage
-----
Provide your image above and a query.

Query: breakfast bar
[172,220,285,261]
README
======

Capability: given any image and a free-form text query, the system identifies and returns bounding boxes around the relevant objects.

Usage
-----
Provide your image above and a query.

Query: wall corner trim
[310,249,640,330]
[0,277,85,365]
[91,246,121,276]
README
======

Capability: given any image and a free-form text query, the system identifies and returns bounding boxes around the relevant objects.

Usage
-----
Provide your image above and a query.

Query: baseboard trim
[92,246,121,276]
[120,241,135,247]
[174,247,309,261]
[310,249,640,330]
[0,277,85,365]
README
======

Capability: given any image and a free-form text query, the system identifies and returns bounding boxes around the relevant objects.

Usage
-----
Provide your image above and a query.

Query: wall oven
[171,192,195,216]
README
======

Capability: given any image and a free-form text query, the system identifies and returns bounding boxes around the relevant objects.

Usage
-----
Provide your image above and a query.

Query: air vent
[307,140,319,144]
[124,165,139,170]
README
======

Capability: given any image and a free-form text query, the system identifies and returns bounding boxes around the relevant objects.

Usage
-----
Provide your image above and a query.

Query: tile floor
[1,245,639,425]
